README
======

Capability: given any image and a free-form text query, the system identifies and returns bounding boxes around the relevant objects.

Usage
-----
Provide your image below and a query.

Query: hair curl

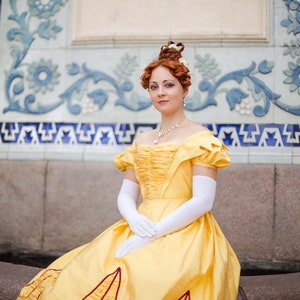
[140,41,191,91]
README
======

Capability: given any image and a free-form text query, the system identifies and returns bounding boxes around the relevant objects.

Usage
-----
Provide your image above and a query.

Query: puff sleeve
[114,144,135,171]
[191,137,231,169]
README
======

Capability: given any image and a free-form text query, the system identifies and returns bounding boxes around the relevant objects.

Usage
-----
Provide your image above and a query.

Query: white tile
[248,147,292,164]
[229,147,249,163]
[8,145,45,160]
[44,146,83,161]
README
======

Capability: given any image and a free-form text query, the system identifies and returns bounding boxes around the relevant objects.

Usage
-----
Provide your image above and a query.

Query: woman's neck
[159,114,187,131]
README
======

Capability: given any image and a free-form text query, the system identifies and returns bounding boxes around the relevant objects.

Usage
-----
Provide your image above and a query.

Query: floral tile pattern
[0,1,299,162]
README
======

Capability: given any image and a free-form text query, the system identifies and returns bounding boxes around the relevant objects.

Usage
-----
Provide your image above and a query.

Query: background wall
[0,0,299,164]
[0,1,300,268]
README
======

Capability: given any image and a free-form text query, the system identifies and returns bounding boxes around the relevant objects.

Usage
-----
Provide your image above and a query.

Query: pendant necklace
[154,118,186,145]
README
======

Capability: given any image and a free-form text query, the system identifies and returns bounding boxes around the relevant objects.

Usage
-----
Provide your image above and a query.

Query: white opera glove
[115,234,154,258]
[115,176,216,258]
[154,175,216,237]
[117,179,156,238]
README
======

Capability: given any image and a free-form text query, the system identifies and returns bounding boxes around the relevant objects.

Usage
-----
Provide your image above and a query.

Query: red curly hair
[140,41,191,91]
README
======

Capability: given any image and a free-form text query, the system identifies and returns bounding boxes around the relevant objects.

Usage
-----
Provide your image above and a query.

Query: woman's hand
[129,214,157,238]
[115,234,155,258]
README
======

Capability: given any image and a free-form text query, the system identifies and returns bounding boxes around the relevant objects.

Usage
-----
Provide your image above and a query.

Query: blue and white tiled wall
[0,0,300,163]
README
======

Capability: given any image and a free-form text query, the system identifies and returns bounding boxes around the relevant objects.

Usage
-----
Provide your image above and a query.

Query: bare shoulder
[173,120,210,144]
[135,129,156,145]
[185,121,210,135]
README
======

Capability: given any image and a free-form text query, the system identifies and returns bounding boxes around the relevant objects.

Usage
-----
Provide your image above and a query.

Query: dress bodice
[114,131,230,204]
[134,144,188,201]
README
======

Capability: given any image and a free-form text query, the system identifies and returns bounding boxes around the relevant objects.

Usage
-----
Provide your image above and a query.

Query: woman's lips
[158,100,168,104]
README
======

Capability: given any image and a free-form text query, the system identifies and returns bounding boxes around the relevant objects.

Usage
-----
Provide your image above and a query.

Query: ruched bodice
[114,131,231,224]
[134,144,179,201]
[115,130,230,201]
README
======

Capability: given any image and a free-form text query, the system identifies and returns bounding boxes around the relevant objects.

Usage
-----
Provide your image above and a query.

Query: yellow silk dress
[17,131,240,300]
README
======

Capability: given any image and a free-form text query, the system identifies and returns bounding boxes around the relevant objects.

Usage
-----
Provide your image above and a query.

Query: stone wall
[0,161,299,269]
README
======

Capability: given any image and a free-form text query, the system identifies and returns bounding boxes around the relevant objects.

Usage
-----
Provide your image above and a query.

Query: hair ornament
[167,43,179,51]
[160,41,188,67]
[140,40,192,90]
[179,57,188,67]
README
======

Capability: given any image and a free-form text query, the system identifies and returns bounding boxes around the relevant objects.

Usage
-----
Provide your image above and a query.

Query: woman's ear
[183,88,189,99]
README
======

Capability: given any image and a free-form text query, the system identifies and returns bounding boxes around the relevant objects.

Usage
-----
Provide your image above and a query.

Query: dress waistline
[137,198,189,221]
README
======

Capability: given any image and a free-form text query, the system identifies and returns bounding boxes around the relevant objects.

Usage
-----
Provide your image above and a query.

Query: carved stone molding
[71,0,269,44]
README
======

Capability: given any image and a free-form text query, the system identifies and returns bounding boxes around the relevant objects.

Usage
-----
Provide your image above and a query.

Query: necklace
[154,119,186,145]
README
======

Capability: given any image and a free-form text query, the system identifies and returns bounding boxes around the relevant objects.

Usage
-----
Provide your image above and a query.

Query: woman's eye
[166,83,174,88]
[150,85,158,90]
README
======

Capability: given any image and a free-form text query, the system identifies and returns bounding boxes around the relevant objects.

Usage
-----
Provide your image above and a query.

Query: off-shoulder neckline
[135,130,213,148]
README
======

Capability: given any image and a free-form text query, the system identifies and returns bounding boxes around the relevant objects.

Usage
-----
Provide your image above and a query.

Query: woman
[18,41,240,299]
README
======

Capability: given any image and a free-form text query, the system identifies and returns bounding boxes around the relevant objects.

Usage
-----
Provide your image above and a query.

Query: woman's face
[148,66,188,114]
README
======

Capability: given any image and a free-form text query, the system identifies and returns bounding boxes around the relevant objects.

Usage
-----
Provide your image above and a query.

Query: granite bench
[1,262,300,300]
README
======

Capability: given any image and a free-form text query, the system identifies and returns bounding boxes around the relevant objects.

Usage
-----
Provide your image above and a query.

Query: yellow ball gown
[17,131,240,300]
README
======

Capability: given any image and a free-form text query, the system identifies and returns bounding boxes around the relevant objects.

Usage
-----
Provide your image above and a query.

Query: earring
[183,99,186,107]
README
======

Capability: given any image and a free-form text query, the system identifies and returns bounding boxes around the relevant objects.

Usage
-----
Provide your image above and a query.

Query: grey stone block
[0,262,41,300]
[43,160,123,253]
[239,272,300,300]
[0,161,46,250]
[274,164,300,260]
[213,164,275,261]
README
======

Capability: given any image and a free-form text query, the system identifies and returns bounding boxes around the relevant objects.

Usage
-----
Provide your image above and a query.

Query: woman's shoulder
[180,122,227,150]
[186,122,209,135]
[135,129,156,146]
[178,121,211,142]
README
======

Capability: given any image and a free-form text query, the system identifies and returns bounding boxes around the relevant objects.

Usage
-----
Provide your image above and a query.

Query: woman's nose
[158,86,165,96]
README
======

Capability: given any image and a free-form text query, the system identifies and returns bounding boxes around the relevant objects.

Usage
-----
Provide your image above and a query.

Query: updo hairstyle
[140,41,191,91]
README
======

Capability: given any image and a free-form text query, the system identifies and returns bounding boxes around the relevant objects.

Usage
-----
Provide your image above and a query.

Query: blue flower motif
[28,0,64,19]
[283,38,300,58]
[283,58,300,93]
[26,58,60,94]
[226,88,248,110]
[38,20,62,40]
[195,54,221,82]
[284,0,300,12]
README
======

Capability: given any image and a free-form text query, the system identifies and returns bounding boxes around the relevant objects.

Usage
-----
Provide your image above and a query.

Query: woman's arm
[115,166,217,258]
[153,165,217,237]
[117,169,156,238]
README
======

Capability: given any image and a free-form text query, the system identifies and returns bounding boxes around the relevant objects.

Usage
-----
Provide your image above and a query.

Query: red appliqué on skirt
[82,267,121,300]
